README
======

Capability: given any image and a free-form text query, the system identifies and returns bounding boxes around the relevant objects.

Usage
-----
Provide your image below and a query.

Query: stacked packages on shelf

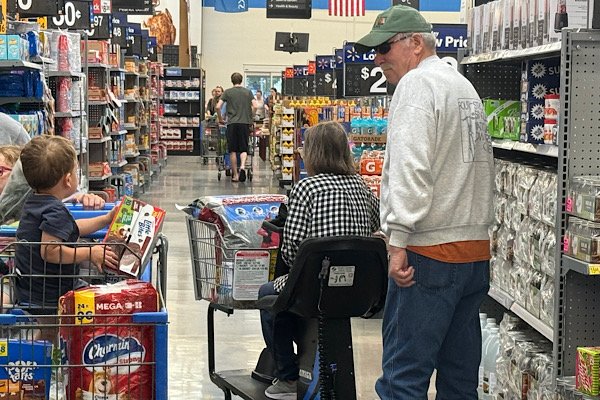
[490,160,557,328]
[564,176,600,263]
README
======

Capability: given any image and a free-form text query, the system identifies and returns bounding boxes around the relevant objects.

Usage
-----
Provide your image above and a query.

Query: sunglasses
[375,34,412,55]
[0,166,12,177]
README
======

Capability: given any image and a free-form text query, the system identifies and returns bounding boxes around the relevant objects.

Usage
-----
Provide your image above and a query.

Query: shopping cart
[202,118,223,166]
[0,235,169,400]
[186,215,279,399]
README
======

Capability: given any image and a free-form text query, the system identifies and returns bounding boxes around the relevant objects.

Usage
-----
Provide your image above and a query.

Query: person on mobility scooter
[257,121,382,400]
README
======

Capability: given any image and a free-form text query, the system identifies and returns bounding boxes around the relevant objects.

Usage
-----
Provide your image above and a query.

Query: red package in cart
[59,280,159,400]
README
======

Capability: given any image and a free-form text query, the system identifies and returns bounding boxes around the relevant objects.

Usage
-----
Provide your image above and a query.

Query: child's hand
[104,206,118,226]
[90,246,119,272]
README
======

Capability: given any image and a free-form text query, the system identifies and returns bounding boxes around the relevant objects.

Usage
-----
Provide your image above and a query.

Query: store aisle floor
[139,155,435,399]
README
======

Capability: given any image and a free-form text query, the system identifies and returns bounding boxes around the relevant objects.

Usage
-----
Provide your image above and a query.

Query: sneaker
[239,169,247,182]
[264,379,297,399]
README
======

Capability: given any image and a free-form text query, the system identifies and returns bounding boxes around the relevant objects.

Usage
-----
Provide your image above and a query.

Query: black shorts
[226,123,250,153]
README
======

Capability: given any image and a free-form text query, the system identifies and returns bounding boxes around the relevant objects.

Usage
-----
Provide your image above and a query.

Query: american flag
[329,0,365,16]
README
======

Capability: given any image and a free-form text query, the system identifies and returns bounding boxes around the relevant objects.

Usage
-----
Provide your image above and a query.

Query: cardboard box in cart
[0,340,52,399]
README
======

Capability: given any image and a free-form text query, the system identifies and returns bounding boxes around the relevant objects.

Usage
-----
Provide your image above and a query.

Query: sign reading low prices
[343,42,386,97]
[432,24,468,54]
[315,55,336,97]
[9,0,62,16]
[48,0,92,30]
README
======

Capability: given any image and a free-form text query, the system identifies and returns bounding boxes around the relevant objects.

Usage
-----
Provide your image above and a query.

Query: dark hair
[20,135,76,191]
[256,90,262,95]
[303,121,356,176]
[231,73,243,85]
[270,87,277,93]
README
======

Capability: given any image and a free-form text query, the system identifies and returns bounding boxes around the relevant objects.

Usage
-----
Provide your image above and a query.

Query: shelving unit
[160,67,202,155]
[464,29,600,379]
[149,62,167,173]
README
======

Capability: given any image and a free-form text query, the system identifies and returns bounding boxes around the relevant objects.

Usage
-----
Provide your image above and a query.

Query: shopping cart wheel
[203,157,208,165]
[248,170,253,181]
[218,171,222,181]
[225,168,231,177]
[215,157,219,165]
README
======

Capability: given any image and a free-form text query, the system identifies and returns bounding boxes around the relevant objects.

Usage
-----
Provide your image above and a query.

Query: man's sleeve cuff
[389,231,409,248]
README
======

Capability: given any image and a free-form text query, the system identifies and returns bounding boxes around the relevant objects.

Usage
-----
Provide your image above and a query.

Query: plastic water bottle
[483,327,500,396]
[479,318,496,397]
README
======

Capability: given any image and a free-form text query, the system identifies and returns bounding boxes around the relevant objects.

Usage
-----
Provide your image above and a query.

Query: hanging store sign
[48,0,92,29]
[343,42,386,97]
[86,12,111,39]
[92,0,110,14]
[293,65,309,96]
[111,0,152,15]
[111,13,127,48]
[283,67,294,96]
[315,55,335,97]
[307,60,316,96]
[432,24,468,53]
[10,0,62,17]
[148,36,158,61]
[334,48,343,99]
[126,23,143,57]
[266,0,311,19]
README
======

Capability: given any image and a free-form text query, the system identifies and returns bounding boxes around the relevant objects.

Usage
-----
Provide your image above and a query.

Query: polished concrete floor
[140,155,435,399]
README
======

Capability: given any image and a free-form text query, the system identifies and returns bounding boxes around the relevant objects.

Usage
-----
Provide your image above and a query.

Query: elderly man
[356,5,494,399]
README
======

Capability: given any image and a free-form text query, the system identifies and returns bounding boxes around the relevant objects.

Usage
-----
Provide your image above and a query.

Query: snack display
[567,176,600,222]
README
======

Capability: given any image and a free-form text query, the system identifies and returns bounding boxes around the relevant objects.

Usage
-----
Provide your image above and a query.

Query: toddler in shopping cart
[14,136,119,319]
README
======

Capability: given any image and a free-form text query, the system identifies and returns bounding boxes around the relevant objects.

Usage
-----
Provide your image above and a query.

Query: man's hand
[90,245,119,272]
[388,246,415,287]
[71,193,105,210]
[104,206,118,226]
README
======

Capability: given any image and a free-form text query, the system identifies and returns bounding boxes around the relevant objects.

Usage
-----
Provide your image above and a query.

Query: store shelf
[0,97,43,105]
[488,285,553,341]
[89,174,112,181]
[88,63,111,69]
[47,71,86,78]
[89,136,111,144]
[162,125,200,128]
[110,160,127,167]
[138,145,150,151]
[123,124,140,130]
[562,255,600,275]
[0,60,42,70]
[89,100,109,106]
[139,74,149,79]
[164,113,201,117]
[110,130,127,136]
[124,152,140,158]
[125,71,139,76]
[461,41,562,64]
[110,67,126,73]
[31,56,54,64]
[163,99,200,103]
[491,139,559,158]
[163,86,201,90]
[55,111,87,118]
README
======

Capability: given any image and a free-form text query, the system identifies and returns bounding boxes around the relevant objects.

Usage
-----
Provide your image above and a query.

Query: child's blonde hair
[0,145,22,166]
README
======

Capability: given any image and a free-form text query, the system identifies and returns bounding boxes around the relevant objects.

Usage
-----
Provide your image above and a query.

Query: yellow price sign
[0,0,7,35]
[19,17,47,29]
[0,340,8,357]
[588,264,600,275]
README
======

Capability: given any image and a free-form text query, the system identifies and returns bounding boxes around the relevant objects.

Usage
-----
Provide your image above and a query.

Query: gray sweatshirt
[381,55,494,248]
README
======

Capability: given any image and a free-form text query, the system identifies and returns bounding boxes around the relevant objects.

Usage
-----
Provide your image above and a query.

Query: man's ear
[64,171,74,189]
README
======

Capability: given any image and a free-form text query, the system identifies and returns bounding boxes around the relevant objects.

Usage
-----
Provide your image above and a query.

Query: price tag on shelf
[588,264,600,275]
[0,0,6,34]
[343,43,387,97]
[48,0,92,30]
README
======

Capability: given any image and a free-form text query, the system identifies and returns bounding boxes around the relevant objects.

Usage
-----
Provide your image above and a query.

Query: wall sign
[48,0,92,30]
[343,42,386,97]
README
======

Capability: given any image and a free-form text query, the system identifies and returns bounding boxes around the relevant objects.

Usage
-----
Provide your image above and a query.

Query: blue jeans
[258,281,299,381]
[375,251,490,400]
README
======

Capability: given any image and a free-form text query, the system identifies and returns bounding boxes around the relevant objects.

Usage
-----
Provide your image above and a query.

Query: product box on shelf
[520,0,529,49]
[474,5,483,54]
[86,40,109,65]
[576,347,600,395]
[566,176,600,221]
[522,116,545,144]
[492,1,502,51]
[484,99,520,139]
[0,36,7,60]
[528,0,537,47]
[502,0,513,50]
[512,0,521,50]
[483,3,492,53]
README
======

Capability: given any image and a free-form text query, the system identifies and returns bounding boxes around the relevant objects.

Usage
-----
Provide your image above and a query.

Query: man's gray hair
[417,32,437,51]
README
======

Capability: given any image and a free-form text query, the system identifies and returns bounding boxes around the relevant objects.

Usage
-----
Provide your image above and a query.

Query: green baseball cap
[356,5,433,51]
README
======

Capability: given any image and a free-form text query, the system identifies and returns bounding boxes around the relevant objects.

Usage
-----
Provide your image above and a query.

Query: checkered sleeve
[369,190,381,232]
[273,182,312,292]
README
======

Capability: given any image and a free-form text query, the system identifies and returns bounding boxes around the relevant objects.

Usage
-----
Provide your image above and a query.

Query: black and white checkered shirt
[273,173,380,292]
